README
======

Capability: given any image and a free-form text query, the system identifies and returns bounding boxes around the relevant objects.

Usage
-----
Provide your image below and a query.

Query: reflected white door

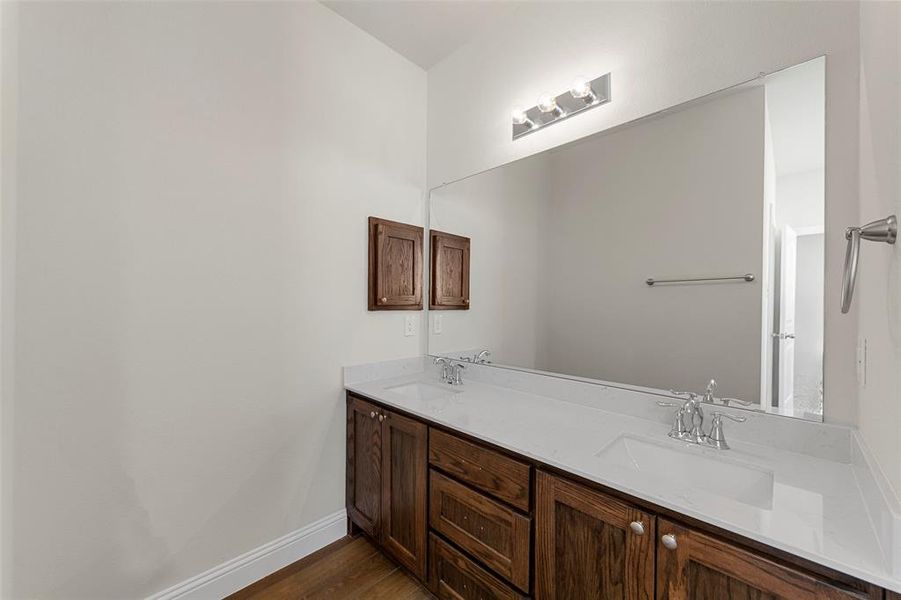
[777,225,797,411]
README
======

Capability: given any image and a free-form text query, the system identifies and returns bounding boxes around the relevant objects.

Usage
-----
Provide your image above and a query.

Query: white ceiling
[321,1,523,70]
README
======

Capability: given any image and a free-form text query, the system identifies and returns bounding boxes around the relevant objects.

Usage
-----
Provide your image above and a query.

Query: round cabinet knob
[380,297,387,303]
[370,411,376,419]
[661,534,678,550]
[629,521,645,536]
[378,414,385,422]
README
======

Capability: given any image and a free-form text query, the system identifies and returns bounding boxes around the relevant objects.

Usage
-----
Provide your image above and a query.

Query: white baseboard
[148,509,348,600]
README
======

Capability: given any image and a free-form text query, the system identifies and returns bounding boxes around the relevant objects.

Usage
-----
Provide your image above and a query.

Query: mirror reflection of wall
[429,57,825,422]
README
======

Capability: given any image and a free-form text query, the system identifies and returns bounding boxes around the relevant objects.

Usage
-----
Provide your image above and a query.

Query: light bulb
[570,76,597,104]
[511,106,536,130]
[570,77,591,98]
[511,107,528,125]
[537,93,558,113]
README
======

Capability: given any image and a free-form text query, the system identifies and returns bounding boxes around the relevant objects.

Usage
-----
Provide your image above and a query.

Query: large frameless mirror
[428,57,825,421]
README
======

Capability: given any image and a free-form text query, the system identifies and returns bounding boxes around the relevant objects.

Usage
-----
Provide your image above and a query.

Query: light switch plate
[433,314,443,334]
[404,314,416,337]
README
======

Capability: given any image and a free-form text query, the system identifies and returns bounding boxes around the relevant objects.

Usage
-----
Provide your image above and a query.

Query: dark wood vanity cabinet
[535,470,656,600]
[346,396,427,579]
[346,393,889,600]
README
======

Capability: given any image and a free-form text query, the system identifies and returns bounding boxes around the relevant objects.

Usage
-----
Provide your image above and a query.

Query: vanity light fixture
[511,73,611,140]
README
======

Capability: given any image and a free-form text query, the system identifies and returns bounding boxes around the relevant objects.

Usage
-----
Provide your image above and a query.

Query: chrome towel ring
[841,215,897,313]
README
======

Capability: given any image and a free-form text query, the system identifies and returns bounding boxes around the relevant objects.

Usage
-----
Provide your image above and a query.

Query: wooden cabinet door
[430,230,470,310]
[346,396,382,537]
[535,471,655,600]
[656,519,875,600]
[380,409,428,579]
[369,217,423,310]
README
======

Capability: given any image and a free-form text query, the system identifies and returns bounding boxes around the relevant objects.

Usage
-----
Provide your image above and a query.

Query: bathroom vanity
[344,360,901,600]
[343,54,901,600]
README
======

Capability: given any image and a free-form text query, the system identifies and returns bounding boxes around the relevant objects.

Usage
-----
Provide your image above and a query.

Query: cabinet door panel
[380,409,428,579]
[346,397,382,536]
[536,470,655,600]
[369,217,423,310]
[656,519,873,600]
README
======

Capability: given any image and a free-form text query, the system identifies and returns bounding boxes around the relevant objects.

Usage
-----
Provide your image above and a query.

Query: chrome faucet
[459,349,492,364]
[657,379,746,449]
[433,357,465,385]
[474,349,491,364]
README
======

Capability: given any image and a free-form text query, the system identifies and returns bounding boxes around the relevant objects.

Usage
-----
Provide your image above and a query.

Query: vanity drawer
[429,533,527,600]
[429,428,531,512]
[429,470,531,591]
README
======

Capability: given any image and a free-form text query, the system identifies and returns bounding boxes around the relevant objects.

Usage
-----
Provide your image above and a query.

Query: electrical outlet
[433,314,443,334]
[404,314,415,337]
[857,336,868,387]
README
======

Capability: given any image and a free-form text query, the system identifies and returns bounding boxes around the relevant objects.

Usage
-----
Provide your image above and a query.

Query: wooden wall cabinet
[430,230,470,310]
[346,396,428,579]
[368,217,423,310]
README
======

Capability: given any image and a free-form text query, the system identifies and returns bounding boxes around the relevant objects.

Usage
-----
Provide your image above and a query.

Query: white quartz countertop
[346,371,900,593]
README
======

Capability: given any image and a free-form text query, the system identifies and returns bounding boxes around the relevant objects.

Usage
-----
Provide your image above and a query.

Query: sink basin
[384,382,462,402]
[595,435,774,510]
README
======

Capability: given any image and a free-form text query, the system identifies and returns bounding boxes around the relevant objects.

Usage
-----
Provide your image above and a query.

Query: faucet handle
[713,411,746,423]
[659,400,690,439]
[706,411,746,450]
[706,379,717,394]
[719,397,752,407]
[668,390,698,400]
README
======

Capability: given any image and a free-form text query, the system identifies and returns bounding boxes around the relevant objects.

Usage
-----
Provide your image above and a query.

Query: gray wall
[541,86,764,401]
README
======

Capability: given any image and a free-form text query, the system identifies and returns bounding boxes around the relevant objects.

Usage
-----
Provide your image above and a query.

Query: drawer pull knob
[378,414,385,422]
[661,533,678,550]
[629,521,645,536]
[370,411,376,419]
[380,297,387,303]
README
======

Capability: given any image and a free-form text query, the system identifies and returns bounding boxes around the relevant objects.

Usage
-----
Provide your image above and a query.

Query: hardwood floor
[228,535,434,600]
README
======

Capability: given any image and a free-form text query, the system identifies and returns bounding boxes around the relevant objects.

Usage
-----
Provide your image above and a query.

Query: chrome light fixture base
[512,73,611,140]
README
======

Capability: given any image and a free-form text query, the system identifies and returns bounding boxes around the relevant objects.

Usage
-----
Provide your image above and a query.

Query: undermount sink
[384,382,462,402]
[595,435,774,510]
